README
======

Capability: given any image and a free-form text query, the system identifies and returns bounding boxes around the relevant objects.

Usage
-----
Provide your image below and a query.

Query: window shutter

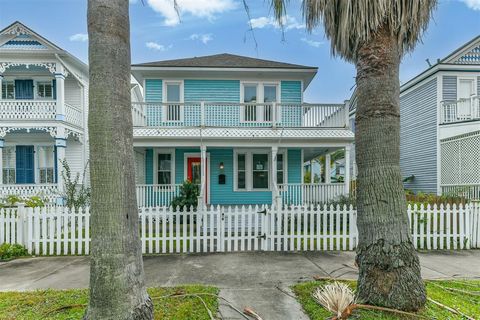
[52,79,57,99]
[14,80,34,100]
[15,146,35,184]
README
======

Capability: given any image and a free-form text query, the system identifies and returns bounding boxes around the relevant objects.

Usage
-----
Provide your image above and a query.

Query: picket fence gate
[0,203,479,256]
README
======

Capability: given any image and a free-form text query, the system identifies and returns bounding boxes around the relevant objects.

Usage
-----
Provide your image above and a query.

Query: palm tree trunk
[84,0,153,319]
[354,26,426,311]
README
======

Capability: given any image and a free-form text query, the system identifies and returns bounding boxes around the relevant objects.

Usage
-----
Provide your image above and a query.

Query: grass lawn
[0,285,218,320]
[292,279,480,319]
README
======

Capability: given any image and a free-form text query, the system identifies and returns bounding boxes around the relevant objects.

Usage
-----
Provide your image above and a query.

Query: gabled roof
[0,21,62,51]
[133,53,317,70]
[440,35,480,65]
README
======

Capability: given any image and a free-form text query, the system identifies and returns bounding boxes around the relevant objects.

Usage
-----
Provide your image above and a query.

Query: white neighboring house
[0,21,89,203]
[349,35,480,199]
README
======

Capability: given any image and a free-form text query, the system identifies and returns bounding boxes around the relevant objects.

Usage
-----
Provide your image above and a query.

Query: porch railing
[65,103,83,127]
[440,95,480,124]
[136,184,182,207]
[280,183,347,205]
[441,184,480,201]
[0,184,59,202]
[131,102,348,128]
[0,100,56,120]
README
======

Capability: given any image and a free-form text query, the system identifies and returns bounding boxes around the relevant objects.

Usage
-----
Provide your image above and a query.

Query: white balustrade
[441,95,480,124]
[0,100,56,120]
[280,183,347,205]
[136,184,182,207]
[65,103,83,127]
[0,184,59,202]
[131,102,348,128]
[441,184,480,201]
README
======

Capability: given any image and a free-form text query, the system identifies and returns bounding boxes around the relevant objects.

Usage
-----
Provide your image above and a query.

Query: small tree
[61,159,90,209]
[171,180,200,210]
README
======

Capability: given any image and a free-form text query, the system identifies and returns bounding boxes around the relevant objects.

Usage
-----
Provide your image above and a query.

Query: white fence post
[15,203,26,246]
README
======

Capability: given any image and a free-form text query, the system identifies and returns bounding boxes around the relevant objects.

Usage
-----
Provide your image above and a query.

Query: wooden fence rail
[1,203,479,255]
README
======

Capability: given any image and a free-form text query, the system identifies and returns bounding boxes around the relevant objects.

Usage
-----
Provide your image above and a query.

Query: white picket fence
[0,203,479,255]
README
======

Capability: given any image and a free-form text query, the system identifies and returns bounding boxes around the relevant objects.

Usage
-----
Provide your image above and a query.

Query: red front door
[187,157,207,202]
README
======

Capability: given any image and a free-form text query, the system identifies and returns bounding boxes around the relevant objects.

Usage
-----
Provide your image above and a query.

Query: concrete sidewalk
[1,251,479,319]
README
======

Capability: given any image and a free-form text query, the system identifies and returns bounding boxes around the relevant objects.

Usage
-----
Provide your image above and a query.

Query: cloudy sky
[0,0,479,102]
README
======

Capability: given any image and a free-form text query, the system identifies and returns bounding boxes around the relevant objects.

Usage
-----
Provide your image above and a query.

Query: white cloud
[146,41,172,51]
[301,38,324,48]
[189,33,213,44]
[460,0,480,10]
[69,33,88,42]
[249,15,304,31]
[147,0,237,26]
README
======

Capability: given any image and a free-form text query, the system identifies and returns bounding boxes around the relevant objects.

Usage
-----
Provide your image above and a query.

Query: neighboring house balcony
[440,95,479,125]
[131,102,348,128]
[0,183,59,202]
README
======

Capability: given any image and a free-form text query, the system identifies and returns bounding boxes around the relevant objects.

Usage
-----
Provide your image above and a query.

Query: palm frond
[269,0,437,61]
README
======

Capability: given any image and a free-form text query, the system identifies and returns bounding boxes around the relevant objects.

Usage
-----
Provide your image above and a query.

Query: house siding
[442,75,457,101]
[287,149,302,183]
[400,78,438,193]
[145,148,154,184]
[281,81,302,126]
[145,79,163,126]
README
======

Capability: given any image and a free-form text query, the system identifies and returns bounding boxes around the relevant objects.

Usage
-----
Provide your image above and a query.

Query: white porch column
[325,153,331,184]
[271,146,279,206]
[0,139,4,185]
[55,126,67,203]
[344,146,351,195]
[55,65,66,121]
[198,145,207,209]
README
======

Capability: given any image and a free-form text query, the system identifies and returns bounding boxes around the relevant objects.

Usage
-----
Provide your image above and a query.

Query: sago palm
[269,0,437,311]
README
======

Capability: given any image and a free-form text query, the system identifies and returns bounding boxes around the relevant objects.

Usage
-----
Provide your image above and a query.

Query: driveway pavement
[1,251,479,319]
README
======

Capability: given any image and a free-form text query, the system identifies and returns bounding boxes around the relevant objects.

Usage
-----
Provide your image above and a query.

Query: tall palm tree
[269,0,436,311]
[85,0,153,319]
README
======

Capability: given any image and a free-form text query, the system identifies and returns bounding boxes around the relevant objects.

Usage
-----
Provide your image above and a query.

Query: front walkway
[1,251,479,319]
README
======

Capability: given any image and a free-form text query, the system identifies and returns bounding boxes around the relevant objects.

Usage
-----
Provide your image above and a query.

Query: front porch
[134,145,351,207]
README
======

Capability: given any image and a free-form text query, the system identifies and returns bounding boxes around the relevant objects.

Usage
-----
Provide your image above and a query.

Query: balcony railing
[440,95,480,124]
[280,183,347,206]
[0,184,59,202]
[441,184,480,201]
[136,184,182,207]
[132,102,347,128]
[65,103,83,127]
[0,100,56,121]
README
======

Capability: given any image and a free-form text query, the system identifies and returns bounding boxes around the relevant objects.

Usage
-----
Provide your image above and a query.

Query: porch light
[219,162,224,170]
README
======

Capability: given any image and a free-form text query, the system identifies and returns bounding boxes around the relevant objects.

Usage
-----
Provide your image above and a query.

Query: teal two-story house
[131,54,354,207]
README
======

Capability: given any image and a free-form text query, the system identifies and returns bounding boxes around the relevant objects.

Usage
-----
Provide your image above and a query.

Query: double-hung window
[37,81,53,99]
[157,153,173,185]
[2,147,15,184]
[164,81,182,122]
[37,146,55,183]
[241,82,279,123]
[1,81,15,99]
[235,150,286,191]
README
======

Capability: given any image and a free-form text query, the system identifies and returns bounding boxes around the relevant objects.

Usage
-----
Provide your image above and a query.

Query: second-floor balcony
[132,102,348,128]
[440,95,480,124]
[0,99,83,127]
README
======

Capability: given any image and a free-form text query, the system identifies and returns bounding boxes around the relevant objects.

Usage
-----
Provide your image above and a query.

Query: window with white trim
[237,153,246,190]
[241,82,279,123]
[276,153,284,185]
[1,81,15,99]
[37,81,53,99]
[164,81,182,121]
[157,153,173,184]
[2,147,15,184]
[252,153,269,189]
[37,146,55,183]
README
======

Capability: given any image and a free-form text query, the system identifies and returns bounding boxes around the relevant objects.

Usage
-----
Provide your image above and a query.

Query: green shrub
[0,195,46,208]
[61,159,90,209]
[171,180,199,211]
[0,243,28,261]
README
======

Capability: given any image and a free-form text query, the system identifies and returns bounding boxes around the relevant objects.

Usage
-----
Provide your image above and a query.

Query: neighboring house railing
[0,184,59,202]
[136,184,182,207]
[441,184,480,201]
[2,202,479,255]
[280,183,347,205]
[65,103,83,127]
[440,95,480,124]
[131,102,348,128]
[0,100,56,120]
